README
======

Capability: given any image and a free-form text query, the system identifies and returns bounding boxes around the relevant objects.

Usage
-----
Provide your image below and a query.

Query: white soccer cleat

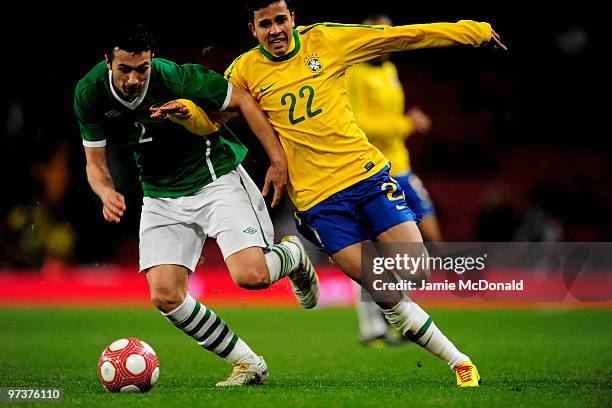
[215,356,269,387]
[282,235,320,309]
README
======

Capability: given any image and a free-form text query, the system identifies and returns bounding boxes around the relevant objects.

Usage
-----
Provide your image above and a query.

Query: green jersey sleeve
[74,83,108,147]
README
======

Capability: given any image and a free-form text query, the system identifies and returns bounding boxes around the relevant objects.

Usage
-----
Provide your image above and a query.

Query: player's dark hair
[104,24,154,63]
[244,0,293,17]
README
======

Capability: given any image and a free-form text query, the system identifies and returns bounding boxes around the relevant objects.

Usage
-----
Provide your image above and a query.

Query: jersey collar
[259,29,301,62]
[108,68,151,110]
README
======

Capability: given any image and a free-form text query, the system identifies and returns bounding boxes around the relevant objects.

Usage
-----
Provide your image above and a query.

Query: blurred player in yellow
[225,0,506,386]
[345,14,441,348]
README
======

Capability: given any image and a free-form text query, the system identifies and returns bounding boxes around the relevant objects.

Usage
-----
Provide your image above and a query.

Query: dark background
[0,3,608,269]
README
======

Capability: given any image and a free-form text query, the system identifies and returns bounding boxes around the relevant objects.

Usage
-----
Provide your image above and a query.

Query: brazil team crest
[305,54,324,73]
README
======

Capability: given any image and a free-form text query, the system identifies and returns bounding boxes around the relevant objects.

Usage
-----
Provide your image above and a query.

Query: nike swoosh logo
[260,83,276,93]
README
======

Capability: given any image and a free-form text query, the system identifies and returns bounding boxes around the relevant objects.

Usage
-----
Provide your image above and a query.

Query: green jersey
[74,58,247,197]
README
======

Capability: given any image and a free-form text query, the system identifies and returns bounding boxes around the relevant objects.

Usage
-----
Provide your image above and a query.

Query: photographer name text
[372,279,524,291]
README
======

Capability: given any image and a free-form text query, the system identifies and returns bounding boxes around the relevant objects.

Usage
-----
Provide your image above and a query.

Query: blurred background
[1,9,609,404]
[0,4,608,290]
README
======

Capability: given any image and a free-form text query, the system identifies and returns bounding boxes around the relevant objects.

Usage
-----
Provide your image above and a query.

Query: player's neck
[283,35,296,56]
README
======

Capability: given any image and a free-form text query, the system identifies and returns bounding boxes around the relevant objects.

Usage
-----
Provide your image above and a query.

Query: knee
[150,286,185,313]
[232,265,270,290]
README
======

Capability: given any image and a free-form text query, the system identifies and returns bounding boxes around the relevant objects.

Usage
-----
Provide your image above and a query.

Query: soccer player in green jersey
[226,0,506,386]
[74,24,318,386]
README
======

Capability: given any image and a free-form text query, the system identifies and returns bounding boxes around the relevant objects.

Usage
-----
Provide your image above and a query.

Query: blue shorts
[394,170,435,218]
[294,165,419,255]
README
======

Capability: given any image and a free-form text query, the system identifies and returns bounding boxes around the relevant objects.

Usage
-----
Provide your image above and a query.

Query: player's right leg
[213,165,319,308]
[224,242,318,309]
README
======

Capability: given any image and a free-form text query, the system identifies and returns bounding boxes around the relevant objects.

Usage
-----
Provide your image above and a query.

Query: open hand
[489,29,507,51]
[150,101,190,119]
[262,163,288,208]
[102,190,126,223]
[406,107,432,134]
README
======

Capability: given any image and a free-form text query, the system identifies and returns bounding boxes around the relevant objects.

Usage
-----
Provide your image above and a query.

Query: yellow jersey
[346,61,413,176]
[225,21,491,210]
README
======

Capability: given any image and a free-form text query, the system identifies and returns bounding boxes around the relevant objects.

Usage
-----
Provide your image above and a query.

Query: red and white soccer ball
[98,337,160,392]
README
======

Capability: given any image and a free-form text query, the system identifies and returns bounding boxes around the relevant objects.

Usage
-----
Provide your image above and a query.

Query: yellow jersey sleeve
[166,99,236,137]
[314,20,491,67]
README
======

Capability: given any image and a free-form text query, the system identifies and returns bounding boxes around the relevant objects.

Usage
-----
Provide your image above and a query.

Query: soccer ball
[98,337,160,392]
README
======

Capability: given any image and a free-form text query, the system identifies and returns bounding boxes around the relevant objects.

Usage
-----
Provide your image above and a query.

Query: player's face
[249,1,295,56]
[106,49,152,101]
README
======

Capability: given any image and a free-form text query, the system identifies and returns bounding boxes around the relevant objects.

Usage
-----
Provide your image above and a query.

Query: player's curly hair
[244,0,293,16]
[104,24,154,63]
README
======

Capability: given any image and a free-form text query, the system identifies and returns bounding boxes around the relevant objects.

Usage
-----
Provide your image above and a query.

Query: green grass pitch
[1,307,611,407]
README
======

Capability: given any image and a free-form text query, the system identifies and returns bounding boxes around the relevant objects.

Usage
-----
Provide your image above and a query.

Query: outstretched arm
[84,146,126,223]
[321,20,507,67]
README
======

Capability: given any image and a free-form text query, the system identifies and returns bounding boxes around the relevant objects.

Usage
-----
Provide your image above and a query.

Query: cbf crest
[304,54,324,77]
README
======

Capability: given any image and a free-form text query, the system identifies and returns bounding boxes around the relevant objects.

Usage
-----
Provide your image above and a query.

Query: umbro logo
[105,110,122,118]
[243,227,258,234]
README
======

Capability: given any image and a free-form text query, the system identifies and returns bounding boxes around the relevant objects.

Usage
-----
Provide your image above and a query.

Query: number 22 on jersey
[281,85,323,125]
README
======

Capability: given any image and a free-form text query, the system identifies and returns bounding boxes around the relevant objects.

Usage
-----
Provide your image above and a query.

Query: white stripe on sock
[212,330,235,354]
[199,321,226,348]
[182,305,208,333]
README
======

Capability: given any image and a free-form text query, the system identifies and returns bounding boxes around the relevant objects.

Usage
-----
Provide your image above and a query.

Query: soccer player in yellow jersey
[227,0,506,386]
[346,14,441,347]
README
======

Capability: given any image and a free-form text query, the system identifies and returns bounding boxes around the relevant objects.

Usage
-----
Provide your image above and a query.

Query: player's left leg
[376,222,480,386]
[139,191,270,387]
[144,264,269,387]
[355,171,441,346]
[360,169,479,385]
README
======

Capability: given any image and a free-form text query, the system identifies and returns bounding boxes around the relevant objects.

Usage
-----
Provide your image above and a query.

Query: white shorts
[139,165,274,273]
